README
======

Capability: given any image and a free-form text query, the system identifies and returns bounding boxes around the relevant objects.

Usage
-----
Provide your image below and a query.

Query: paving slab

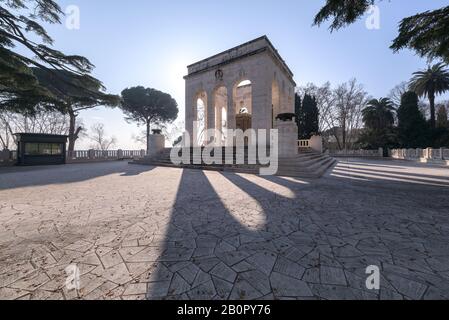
[1,159,449,299]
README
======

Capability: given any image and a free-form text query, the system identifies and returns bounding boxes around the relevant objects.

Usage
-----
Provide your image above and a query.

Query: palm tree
[409,63,449,129]
[362,98,395,131]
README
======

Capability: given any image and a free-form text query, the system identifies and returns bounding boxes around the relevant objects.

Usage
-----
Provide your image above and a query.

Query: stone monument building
[184,36,297,147]
[140,36,334,178]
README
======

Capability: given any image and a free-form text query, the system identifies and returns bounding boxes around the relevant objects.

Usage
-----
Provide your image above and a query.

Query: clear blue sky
[40,0,448,149]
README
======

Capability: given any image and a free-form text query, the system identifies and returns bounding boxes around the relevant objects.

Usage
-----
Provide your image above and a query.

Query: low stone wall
[389,148,449,165]
[0,150,16,167]
[327,148,383,158]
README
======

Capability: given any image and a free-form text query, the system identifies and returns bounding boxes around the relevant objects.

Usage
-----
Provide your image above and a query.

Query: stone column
[185,87,195,147]
[225,85,236,147]
[206,89,215,131]
[206,89,216,145]
[216,103,223,146]
[226,85,235,130]
[147,133,165,158]
[275,118,298,157]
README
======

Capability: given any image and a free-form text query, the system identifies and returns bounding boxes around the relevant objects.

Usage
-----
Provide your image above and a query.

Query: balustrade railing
[66,149,146,163]
[1,149,146,166]
[328,148,383,157]
[390,148,449,163]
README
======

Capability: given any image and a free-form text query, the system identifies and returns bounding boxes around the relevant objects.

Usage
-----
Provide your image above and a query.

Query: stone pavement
[0,159,448,300]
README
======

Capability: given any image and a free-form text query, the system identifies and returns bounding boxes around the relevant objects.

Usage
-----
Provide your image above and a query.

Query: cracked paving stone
[229,278,263,300]
[270,272,313,297]
[123,282,148,296]
[385,274,428,300]
[191,269,212,288]
[238,270,271,296]
[187,280,216,300]
[320,266,347,286]
[102,263,132,285]
[273,256,306,280]
[210,262,237,283]
[146,280,172,299]
[1,160,449,300]
[167,273,191,296]
[246,251,277,276]
[212,276,233,299]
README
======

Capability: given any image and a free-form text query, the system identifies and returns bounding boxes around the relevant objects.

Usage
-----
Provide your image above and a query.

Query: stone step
[153,151,324,162]
[277,158,336,178]
[134,147,336,178]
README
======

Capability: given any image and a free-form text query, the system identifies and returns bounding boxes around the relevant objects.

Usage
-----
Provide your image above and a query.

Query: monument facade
[184,36,297,147]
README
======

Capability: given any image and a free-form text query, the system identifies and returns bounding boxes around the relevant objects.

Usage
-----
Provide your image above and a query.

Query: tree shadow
[146,169,262,299]
[0,161,155,190]
[146,163,449,300]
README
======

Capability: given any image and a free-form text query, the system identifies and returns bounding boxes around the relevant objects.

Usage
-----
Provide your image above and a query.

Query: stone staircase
[132,147,336,178]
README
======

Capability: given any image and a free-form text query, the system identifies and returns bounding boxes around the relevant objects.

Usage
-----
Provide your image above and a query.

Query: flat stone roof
[185,36,295,82]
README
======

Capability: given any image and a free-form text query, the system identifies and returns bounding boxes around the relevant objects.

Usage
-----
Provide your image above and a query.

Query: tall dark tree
[436,104,449,129]
[1,0,105,113]
[313,1,449,63]
[297,94,319,139]
[397,91,428,148]
[34,69,120,151]
[294,93,301,138]
[121,86,178,152]
[409,63,449,129]
[391,7,449,64]
[359,98,397,149]
[362,98,395,131]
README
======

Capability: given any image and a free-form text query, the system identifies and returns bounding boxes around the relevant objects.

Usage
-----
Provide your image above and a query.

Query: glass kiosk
[15,133,68,166]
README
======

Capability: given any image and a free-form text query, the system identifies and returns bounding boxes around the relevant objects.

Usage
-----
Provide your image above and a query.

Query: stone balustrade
[66,149,146,163]
[0,149,146,166]
[328,148,383,158]
[298,135,323,153]
[298,140,310,148]
[389,147,449,165]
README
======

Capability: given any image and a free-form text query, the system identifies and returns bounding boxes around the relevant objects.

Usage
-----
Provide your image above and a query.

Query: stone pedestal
[275,118,298,157]
[147,134,165,158]
[309,135,323,154]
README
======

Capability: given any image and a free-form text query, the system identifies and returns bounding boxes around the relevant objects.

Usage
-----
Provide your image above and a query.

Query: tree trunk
[146,120,151,154]
[68,110,76,152]
[429,91,436,129]
[68,109,82,152]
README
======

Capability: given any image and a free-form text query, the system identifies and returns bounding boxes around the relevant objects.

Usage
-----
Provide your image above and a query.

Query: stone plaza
[1,159,449,300]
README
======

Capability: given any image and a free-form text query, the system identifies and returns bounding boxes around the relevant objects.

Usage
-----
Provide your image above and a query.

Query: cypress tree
[397,91,428,148]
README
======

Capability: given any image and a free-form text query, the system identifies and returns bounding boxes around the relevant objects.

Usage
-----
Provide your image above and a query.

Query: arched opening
[272,80,280,128]
[234,80,252,133]
[214,86,228,145]
[195,91,207,146]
